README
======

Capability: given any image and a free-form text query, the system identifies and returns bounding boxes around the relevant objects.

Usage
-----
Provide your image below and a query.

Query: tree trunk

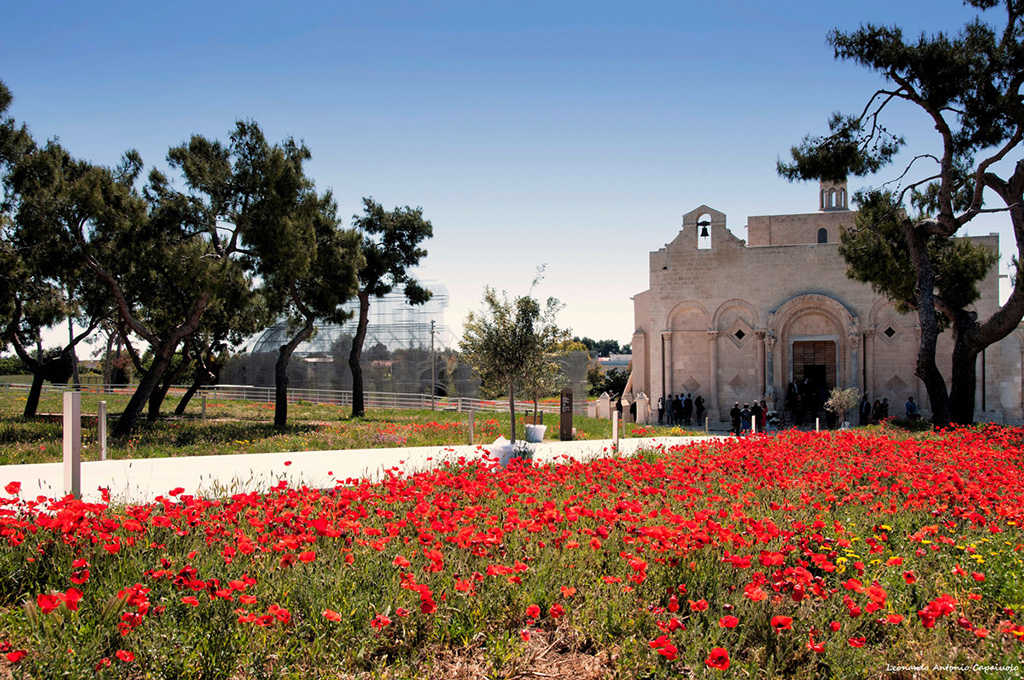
[905,225,950,428]
[24,372,44,419]
[9,342,74,418]
[113,342,179,437]
[68,316,81,390]
[948,340,980,426]
[175,355,216,416]
[508,380,517,445]
[275,321,314,429]
[149,353,191,421]
[102,330,114,390]
[349,290,370,418]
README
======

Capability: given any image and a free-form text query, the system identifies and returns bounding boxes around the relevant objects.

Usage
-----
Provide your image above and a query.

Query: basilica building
[628,181,1024,424]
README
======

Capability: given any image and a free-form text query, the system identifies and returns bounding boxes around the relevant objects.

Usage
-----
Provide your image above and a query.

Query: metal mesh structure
[225,283,478,396]
[246,283,454,356]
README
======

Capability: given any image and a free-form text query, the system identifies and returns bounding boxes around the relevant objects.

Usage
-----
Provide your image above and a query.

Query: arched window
[838,188,846,208]
[828,189,836,209]
[817,228,828,244]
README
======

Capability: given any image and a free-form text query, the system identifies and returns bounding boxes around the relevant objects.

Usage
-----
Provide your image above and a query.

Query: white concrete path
[0,436,721,504]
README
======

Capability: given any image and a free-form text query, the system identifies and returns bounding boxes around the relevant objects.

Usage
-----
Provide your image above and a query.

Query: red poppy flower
[705,647,730,670]
[36,593,60,615]
[526,604,540,619]
[743,583,767,601]
[718,615,739,628]
[848,637,866,648]
[4,481,20,495]
[771,615,793,632]
[322,609,342,622]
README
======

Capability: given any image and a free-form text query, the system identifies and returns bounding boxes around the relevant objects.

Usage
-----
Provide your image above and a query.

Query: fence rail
[0,382,563,415]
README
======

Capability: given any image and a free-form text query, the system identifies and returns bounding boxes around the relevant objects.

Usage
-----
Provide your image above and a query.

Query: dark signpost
[559,387,573,441]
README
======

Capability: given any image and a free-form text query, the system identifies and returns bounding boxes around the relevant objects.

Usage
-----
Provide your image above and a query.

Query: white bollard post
[705,416,709,435]
[816,417,820,432]
[98,400,107,461]
[468,410,475,445]
[752,417,757,435]
[612,411,619,453]
[202,395,207,420]
[63,391,81,498]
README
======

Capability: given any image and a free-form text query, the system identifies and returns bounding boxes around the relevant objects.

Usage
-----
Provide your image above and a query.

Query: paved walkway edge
[0,436,723,504]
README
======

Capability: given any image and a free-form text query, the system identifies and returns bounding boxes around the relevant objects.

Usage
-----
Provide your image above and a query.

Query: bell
[700,225,709,238]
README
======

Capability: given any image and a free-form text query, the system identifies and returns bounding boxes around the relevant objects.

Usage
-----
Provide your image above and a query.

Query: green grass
[0,387,705,465]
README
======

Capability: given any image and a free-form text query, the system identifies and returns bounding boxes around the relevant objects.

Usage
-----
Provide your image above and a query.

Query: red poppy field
[1,428,1023,679]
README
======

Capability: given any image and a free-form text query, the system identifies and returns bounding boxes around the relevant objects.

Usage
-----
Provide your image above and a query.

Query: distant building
[629,180,1023,423]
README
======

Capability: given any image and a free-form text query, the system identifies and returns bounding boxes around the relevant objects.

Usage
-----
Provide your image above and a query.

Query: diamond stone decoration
[683,377,701,394]
[886,375,908,393]
[734,329,746,340]
[728,375,747,393]
[884,327,896,338]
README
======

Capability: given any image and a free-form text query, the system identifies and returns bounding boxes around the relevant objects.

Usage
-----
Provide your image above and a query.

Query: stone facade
[630,181,1024,424]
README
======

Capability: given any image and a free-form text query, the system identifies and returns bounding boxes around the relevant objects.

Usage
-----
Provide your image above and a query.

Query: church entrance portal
[792,340,836,398]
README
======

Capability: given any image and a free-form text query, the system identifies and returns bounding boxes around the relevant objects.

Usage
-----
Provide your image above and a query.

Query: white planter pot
[524,424,547,443]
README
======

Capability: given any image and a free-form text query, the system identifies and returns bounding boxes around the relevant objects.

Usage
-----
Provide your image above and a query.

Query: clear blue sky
[2,0,1008,348]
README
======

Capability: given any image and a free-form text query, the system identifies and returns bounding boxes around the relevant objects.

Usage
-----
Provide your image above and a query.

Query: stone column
[707,330,720,417]
[864,329,875,398]
[661,331,673,398]
[848,329,860,391]
[755,330,766,400]
[765,333,777,409]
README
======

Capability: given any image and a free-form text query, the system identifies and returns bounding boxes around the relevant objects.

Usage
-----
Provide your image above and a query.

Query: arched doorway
[769,294,859,411]
[792,339,837,400]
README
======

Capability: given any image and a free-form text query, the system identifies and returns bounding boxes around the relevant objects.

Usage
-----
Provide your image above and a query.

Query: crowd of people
[615,379,911,435]
[654,393,706,427]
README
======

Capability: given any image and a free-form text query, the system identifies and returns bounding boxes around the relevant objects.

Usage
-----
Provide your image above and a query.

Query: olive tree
[460,280,568,444]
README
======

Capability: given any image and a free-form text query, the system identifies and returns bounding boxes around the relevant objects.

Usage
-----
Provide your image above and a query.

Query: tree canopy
[779,0,1024,426]
[0,79,374,435]
[348,198,433,418]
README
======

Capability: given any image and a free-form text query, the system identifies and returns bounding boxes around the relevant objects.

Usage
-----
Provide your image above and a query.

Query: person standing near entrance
[859,395,871,426]
[730,402,741,436]
[657,396,665,425]
[694,395,705,427]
